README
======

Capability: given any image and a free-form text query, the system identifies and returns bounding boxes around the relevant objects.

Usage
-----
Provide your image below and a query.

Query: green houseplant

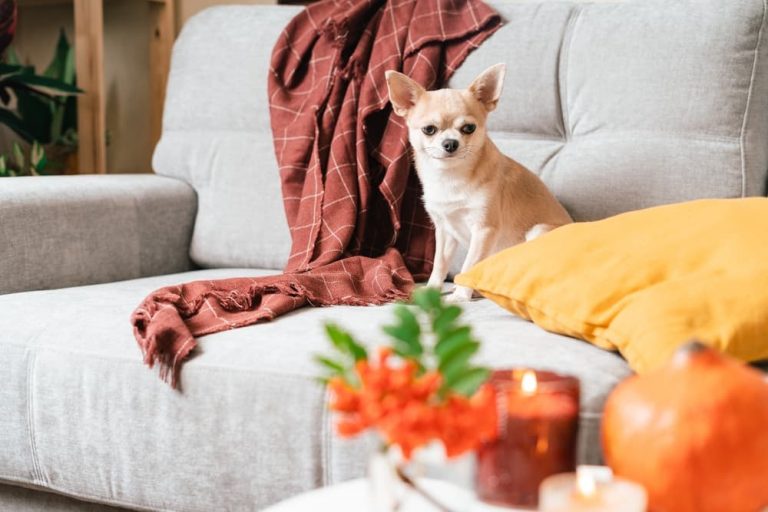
[0,0,81,176]
[0,140,45,177]
[4,30,78,149]
[315,288,498,512]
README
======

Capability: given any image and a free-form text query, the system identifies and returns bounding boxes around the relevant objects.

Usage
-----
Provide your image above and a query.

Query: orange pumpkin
[602,341,768,512]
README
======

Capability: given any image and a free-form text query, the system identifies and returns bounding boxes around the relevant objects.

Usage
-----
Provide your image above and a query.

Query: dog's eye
[461,124,476,135]
[421,125,437,136]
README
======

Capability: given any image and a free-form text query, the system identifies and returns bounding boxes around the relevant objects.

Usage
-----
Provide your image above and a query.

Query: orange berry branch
[315,288,498,460]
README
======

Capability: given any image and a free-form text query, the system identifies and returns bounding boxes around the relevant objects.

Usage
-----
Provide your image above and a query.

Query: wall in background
[8,0,275,174]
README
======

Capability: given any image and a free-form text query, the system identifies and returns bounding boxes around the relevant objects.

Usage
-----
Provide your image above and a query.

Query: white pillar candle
[539,466,647,512]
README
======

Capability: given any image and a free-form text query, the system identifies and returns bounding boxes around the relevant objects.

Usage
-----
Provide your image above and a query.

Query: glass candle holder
[475,368,580,509]
[539,466,647,512]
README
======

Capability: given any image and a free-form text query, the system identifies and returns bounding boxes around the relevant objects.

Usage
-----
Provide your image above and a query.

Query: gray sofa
[2,0,767,510]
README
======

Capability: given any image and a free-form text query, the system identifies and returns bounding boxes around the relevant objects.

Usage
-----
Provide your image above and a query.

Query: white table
[263,478,529,512]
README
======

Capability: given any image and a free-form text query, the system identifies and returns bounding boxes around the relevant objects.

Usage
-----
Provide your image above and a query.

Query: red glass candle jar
[476,369,580,509]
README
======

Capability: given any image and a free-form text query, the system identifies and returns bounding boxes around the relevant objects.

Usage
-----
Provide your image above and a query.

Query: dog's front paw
[426,278,444,289]
[446,286,474,303]
[426,271,447,290]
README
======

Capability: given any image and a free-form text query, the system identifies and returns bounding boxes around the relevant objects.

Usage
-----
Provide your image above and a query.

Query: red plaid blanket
[132,0,500,388]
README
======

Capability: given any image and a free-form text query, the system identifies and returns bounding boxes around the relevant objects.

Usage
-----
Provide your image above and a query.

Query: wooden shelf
[18,0,175,173]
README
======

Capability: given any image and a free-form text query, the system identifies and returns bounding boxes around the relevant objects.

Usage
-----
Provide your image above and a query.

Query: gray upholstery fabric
[0,269,630,511]
[153,6,301,271]
[155,0,768,270]
[449,0,768,220]
[0,483,125,512]
[0,175,197,295]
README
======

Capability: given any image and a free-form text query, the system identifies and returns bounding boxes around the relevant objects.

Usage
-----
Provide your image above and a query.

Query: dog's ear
[468,63,506,111]
[385,71,425,116]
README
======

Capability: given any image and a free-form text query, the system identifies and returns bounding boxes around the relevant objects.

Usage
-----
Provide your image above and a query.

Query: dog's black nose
[442,139,459,153]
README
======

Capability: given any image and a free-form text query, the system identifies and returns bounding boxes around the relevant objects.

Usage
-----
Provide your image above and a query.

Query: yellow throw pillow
[455,198,768,373]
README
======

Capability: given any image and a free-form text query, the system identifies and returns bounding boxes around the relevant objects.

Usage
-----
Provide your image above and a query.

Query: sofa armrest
[0,174,197,295]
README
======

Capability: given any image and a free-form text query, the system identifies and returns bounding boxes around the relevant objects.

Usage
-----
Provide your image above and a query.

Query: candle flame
[576,468,598,498]
[521,370,537,395]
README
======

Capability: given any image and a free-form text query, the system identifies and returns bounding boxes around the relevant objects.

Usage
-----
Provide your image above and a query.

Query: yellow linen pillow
[455,198,768,373]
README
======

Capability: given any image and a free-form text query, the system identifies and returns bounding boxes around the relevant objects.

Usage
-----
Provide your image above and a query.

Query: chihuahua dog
[386,63,572,302]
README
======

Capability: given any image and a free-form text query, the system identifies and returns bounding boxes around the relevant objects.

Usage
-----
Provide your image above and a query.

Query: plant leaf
[411,287,442,313]
[382,305,422,357]
[313,354,347,375]
[438,341,480,382]
[44,30,71,80]
[4,46,20,66]
[390,341,422,363]
[30,141,47,174]
[324,323,368,362]
[62,41,76,86]
[14,87,53,143]
[12,141,24,169]
[0,109,35,143]
[435,326,472,360]
[6,73,81,94]
[43,30,77,142]
[444,367,490,397]
[0,63,24,75]
[433,305,461,335]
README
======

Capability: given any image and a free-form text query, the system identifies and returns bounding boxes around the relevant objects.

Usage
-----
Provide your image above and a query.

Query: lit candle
[475,369,580,509]
[521,370,537,395]
[539,466,647,512]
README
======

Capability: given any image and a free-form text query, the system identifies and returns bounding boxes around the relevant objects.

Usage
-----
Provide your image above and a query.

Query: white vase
[367,443,476,512]
[368,445,405,512]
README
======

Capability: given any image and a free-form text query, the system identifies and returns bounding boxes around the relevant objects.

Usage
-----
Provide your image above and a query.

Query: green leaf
[435,326,472,360]
[6,74,81,95]
[12,141,24,169]
[382,305,422,356]
[438,341,480,382]
[390,341,420,361]
[411,287,442,313]
[60,95,78,143]
[0,109,35,143]
[63,43,76,86]
[0,63,24,75]
[31,141,44,165]
[43,30,77,143]
[14,87,54,143]
[395,305,421,335]
[444,367,490,397]
[433,305,461,335]
[313,354,347,375]
[4,46,20,66]
[44,30,73,82]
[324,323,368,362]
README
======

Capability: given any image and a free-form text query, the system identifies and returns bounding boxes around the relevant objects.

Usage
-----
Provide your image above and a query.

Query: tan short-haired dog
[386,63,572,302]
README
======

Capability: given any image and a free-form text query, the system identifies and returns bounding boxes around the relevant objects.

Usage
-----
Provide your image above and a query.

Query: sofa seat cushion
[0,270,630,511]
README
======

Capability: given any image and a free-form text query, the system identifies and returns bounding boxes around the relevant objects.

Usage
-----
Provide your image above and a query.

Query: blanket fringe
[132,275,411,389]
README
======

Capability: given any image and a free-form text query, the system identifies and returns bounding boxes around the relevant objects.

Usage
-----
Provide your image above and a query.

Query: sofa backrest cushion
[154,0,768,271]
[153,6,301,270]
